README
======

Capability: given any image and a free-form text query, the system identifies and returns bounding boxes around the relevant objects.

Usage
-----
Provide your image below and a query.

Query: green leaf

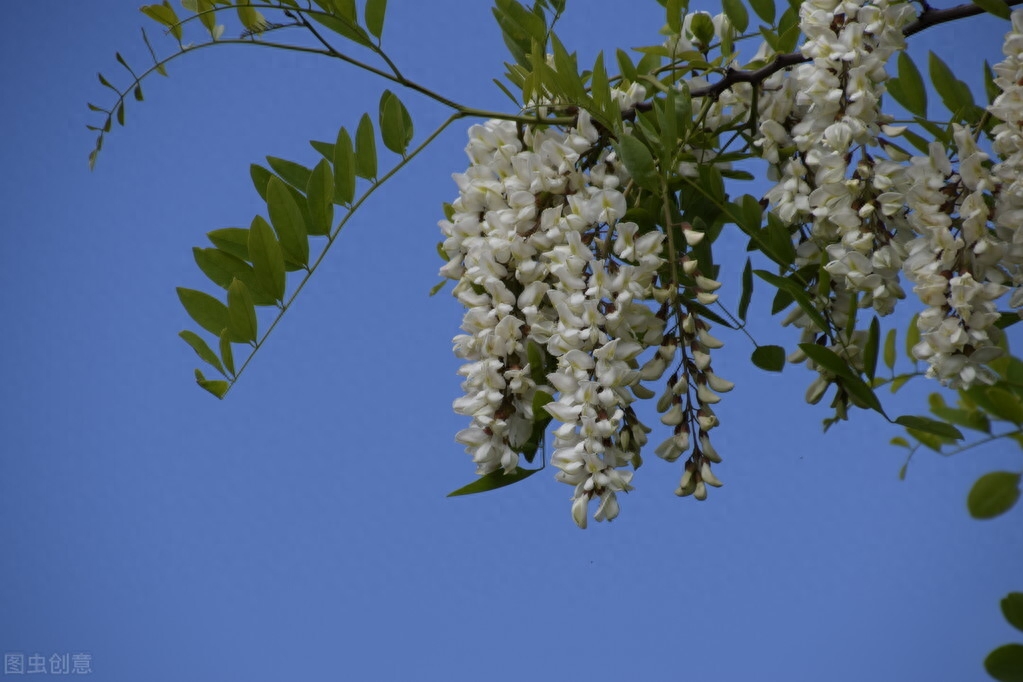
[207,227,251,262]
[722,0,749,32]
[527,339,549,386]
[115,103,125,127]
[379,90,413,155]
[987,387,1023,424]
[226,279,257,344]
[310,139,334,160]
[894,415,963,440]
[864,316,880,381]
[590,52,617,131]
[985,644,1023,682]
[749,0,774,23]
[883,328,896,371]
[266,157,312,192]
[615,48,637,83]
[738,257,753,322]
[218,330,235,376]
[250,164,272,202]
[309,11,373,47]
[972,0,1012,19]
[887,52,927,118]
[179,330,226,376]
[305,159,334,237]
[354,113,378,179]
[266,176,309,268]
[666,0,683,33]
[755,270,829,332]
[752,345,786,372]
[194,368,229,399]
[134,84,144,101]
[140,3,183,41]
[333,126,356,205]
[799,343,886,415]
[192,247,276,305]
[929,51,977,119]
[177,287,230,337]
[905,313,920,361]
[616,135,659,191]
[968,471,1022,520]
[985,60,1001,105]
[364,0,387,38]
[97,72,118,94]
[248,216,286,302]
[428,280,446,296]
[195,0,217,34]
[1003,593,1023,633]
[446,467,542,497]
[928,393,991,434]
[764,212,797,268]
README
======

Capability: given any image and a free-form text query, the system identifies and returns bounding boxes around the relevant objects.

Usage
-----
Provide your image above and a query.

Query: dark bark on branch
[688,0,1023,100]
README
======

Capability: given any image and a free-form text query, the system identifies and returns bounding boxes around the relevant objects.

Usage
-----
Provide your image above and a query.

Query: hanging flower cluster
[439,103,734,527]
[758,0,915,395]
[752,1,1023,393]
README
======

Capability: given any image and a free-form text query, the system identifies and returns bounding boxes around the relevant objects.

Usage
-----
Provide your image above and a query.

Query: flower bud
[696,381,721,404]
[684,229,705,246]
[700,460,723,487]
[706,371,734,393]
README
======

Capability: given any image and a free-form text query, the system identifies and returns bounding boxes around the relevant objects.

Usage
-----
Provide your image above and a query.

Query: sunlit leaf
[722,0,749,32]
[266,157,312,192]
[883,328,896,371]
[177,287,229,338]
[379,90,413,155]
[194,368,229,399]
[248,216,286,302]
[227,279,257,344]
[305,159,334,237]
[266,176,309,268]
[179,330,226,376]
[218,330,235,376]
[192,247,276,305]
[355,113,378,179]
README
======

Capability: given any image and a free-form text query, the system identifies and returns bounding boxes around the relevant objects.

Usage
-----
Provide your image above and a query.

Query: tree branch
[689,0,1023,100]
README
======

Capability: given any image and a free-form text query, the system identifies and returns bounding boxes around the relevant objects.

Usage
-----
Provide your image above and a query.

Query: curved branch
[689,0,1023,100]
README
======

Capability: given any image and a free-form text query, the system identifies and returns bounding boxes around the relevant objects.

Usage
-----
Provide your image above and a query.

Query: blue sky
[1,1,1020,680]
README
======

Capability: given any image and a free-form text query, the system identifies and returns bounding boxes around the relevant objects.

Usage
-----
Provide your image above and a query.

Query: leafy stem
[222,112,463,395]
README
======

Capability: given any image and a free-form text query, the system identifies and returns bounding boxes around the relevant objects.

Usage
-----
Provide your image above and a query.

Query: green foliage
[447,467,543,497]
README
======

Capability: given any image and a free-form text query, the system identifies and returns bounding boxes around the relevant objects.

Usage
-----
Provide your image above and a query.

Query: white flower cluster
[893,12,1023,387]
[759,0,916,389]
[441,112,702,528]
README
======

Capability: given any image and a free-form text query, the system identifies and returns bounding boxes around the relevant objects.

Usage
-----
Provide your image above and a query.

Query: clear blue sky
[1,2,1020,680]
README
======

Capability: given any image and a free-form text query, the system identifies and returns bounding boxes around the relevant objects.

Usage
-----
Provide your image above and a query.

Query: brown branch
[688,0,1023,100]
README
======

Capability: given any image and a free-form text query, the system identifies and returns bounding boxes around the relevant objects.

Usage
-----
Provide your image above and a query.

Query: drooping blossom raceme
[892,14,1023,388]
[989,10,1023,313]
[441,112,681,527]
[759,0,915,392]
